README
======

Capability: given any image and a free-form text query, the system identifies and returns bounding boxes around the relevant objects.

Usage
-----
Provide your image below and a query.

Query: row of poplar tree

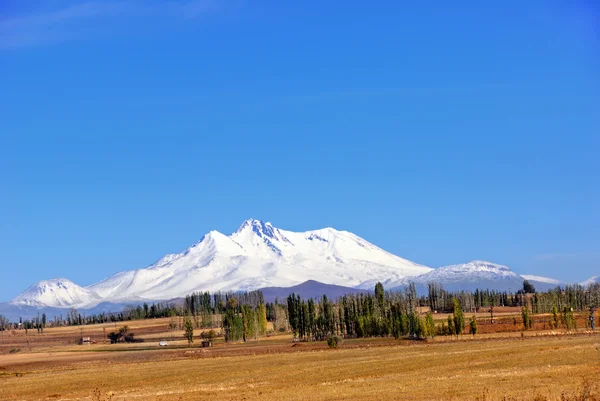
[428,282,600,314]
[281,283,474,340]
[5,282,599,340]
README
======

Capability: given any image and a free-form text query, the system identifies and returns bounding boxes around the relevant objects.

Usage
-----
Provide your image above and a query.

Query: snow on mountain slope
[580,276,599,287]
[11,279,101,308]
[521,275,562,285]
[389,260,526,293]
[520,275,565,292]
[82,219,432,304]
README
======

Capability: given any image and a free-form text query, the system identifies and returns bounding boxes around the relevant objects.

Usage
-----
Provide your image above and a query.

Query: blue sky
[1,1,598,301]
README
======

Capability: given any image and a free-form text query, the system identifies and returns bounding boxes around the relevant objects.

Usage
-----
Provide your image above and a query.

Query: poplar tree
[287,294,300,338]
[447,315,454,336]
[551,306,560,329]
[521,306,533,330]
[424,312,435,338]
[257,303,268,336]
[184,317,194,347]
[469,315,478,336]
[452,298,465,336]
[375,282,385,313]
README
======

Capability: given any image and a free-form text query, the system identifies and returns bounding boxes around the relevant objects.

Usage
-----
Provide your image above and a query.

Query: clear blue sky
[1,1,598,301]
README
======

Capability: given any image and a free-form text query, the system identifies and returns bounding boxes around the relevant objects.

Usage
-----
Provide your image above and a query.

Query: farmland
[1,315,599,401]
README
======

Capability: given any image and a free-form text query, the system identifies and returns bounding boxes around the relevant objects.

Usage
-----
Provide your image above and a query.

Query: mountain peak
[465,260,511,271]
[234,218,279,240]
[236,218,272,233]
[28,278,78,289]
[38,277,73,285]
[12,278,100,308]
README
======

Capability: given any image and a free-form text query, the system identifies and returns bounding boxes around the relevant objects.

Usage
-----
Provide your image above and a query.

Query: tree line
[2,281,599,341]
[281,283,469,340]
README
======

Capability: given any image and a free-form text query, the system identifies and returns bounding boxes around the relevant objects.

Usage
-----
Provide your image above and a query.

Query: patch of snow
[521,275,562,285]
[580,276,599,287]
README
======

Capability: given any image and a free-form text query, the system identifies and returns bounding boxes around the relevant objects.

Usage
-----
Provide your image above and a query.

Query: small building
[79,337,91,345]
[201,340,212,348]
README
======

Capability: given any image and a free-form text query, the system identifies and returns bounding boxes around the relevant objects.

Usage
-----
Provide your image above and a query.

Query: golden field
[1,319,599,401]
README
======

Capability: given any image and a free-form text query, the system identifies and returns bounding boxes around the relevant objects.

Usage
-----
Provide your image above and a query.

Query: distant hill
[260,280,369,303]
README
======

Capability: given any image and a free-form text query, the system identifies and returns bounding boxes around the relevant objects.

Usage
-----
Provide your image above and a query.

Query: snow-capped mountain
[390,260,529,293]
[12,219,432,308]
[8,219,584,313]
[11,278,102,308]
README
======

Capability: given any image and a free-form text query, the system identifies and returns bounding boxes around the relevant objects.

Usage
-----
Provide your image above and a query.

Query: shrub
[469,316,478,336]
[108,325,138,343]
[9,348,20,354]
[327,335,343,349]
[200,329,217,340]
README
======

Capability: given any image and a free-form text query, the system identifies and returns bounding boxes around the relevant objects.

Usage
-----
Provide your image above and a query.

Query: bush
[200,329,217,340]
[9,348,20,354]
[469,316,478,336]
[327,335,343,349]
[108,325,139,343]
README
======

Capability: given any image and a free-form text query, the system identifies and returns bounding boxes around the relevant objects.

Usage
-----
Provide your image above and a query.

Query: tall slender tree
[184,317,194,347]
[452,299,464,336]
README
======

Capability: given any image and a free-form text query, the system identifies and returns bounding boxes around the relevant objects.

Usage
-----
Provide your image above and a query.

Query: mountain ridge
[11,219,432,308]
[8,219,592,312]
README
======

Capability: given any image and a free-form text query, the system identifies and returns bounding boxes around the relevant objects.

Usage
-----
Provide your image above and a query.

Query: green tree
[447,315,455,336]
[424,312,435,338]
[327,335,343,348]
[241,305,255,341]
[521,306,533,330]
[257,303,268,336]
[522,280,536,294]
[469,315,478,336]
[551,306,560,329]
[184,317,194,347]
[287,294,300,338]
[223,309,244,342]
[375,282,385,314]
[452,298,465,336]
[562,307,576,331]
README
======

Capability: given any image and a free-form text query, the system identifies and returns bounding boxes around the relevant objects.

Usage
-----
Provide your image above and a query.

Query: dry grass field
[1,319,599,401]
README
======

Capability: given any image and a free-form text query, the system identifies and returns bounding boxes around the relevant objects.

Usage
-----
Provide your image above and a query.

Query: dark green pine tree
[522,280,536,294]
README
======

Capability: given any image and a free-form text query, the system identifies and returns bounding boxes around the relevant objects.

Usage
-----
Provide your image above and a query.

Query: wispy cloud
[535,253,577,261]
[0,0,217,49]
